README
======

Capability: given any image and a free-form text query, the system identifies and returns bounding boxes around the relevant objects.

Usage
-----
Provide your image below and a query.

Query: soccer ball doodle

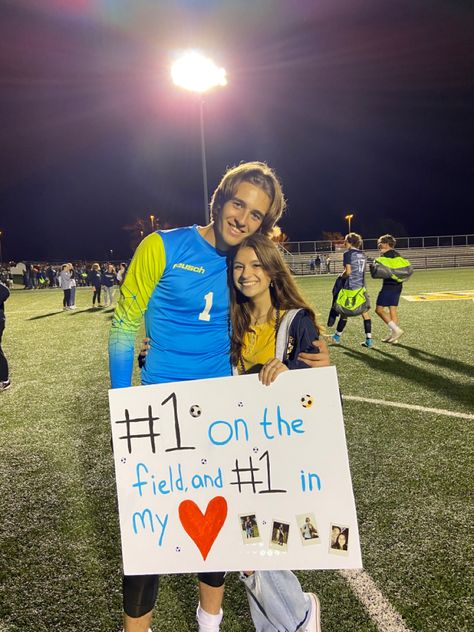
[301,394,314,408]
[190,405,202,418]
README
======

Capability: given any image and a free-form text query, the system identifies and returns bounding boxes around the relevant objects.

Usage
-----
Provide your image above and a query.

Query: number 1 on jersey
[198,291,214,321]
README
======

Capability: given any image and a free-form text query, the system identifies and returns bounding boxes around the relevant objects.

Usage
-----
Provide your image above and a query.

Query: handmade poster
[109,366,362,575]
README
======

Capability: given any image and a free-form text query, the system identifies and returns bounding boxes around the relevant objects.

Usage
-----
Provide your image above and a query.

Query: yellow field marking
[403,289,474,302]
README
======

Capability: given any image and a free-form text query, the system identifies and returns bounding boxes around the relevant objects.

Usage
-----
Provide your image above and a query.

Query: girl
[101,263,116,307]
[137,234,325,632]
[231,233,322,384]
[67,263,77,309]
[59,264,72,311]
[88,263,102,308]
[230,233,322,632]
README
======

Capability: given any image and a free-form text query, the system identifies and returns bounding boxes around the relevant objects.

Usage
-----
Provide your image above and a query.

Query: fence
[279,240,474,276]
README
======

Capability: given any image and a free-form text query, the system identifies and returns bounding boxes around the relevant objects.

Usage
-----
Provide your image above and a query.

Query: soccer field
[1,269,473,632]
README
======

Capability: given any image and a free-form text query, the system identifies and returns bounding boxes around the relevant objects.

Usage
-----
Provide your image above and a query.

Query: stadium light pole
[345,213,354,233]
[171,50,227,224]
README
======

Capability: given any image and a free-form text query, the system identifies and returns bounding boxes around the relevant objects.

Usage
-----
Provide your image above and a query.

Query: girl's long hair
[229,233,320,367]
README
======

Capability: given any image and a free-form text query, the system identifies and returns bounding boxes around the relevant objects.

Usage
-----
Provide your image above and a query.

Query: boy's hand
[298,339,330,367]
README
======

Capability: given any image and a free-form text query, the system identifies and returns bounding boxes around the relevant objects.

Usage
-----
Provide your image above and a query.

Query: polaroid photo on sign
[329,523,349,556]
[296,513,320,546]
[270,520,290,552]
[239,513,261,544]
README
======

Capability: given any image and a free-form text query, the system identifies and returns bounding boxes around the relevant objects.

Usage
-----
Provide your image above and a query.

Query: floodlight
[171,51,227,94]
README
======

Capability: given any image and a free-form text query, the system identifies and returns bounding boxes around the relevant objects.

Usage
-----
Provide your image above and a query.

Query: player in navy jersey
[108,162,330,632]
[330,232,373,347]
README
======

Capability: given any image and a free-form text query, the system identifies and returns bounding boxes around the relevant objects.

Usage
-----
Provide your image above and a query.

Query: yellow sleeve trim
[112,232,166,333]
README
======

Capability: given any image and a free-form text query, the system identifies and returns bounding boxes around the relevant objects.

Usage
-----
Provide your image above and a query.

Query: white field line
[343,395,474,420]
[339,569,411,632]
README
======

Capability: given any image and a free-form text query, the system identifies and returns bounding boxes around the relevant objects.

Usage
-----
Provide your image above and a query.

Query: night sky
[0,0,473,262]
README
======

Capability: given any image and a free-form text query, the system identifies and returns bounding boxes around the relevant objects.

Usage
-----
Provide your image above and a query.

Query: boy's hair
[229,233,320,367]
[345,232,363,249]
[377,234,396,248]
[210,162,286,236]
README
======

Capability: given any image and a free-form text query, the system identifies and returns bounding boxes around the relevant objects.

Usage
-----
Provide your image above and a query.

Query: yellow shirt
[239,314,283,373]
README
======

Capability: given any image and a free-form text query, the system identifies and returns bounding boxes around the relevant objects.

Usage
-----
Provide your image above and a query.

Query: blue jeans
[240,571,310,631]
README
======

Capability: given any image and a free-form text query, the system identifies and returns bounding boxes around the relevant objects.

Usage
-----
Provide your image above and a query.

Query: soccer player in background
[374,234,405,343]
[330,233,373,347]
[108,161,330,632]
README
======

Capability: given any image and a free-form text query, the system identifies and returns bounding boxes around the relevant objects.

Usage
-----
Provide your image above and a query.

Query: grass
[0,269,473,631]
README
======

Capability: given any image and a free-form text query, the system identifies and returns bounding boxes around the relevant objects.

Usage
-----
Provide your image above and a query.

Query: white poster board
[109,366,362,575]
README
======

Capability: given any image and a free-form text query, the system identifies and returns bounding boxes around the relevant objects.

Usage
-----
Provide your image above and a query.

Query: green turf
[0,269,473,631]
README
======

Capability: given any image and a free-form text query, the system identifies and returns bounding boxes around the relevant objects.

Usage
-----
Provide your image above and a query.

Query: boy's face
[378,242,390,253]
[214,181,271,251]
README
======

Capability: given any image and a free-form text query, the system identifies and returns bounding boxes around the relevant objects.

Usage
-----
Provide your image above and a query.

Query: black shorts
[376,285,402,307]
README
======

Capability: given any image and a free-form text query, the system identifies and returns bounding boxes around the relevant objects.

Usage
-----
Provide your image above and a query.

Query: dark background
[0,0,473,261]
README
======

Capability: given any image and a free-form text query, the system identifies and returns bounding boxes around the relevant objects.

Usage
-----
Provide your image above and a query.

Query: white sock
[196,604,223,632]
[388,320,399,332]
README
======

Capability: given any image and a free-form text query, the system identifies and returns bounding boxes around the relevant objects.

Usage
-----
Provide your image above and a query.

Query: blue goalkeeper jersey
[109,226,232,388]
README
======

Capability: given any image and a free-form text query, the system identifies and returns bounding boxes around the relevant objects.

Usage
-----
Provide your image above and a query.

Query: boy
[374,234,405,343]
[109,162,329,632]
[329,233,373,348]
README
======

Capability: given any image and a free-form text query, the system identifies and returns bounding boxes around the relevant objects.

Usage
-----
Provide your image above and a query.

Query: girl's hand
[259,358,289,386]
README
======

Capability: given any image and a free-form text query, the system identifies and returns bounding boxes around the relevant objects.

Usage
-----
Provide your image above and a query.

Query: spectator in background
[68,263,77,309]
[0,278,10,391]
[59,264,73,311]
[38,267,48,289]
[325,255,331,273]
[315,254,321,273]
[116,262,127,286]
[24,264,33,289]
[46,265,56,288]
[1,266,14,289]
[101,263,116,307]
[88,263,102,308]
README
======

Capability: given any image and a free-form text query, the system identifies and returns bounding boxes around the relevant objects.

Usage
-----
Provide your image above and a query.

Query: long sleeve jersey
[109,226,232,388]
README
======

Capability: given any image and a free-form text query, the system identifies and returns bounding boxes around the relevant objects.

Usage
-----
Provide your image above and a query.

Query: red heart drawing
[178,496,228,561]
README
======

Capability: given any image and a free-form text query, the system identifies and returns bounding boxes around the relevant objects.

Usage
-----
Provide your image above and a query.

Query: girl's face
[232,247,272,302]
